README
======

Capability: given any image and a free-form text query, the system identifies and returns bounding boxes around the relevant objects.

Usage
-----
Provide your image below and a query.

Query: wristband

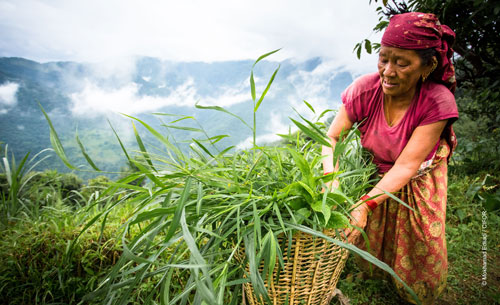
[360,194,378,211]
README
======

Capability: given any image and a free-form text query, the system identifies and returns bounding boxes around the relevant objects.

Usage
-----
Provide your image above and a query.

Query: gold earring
[430,62,437,73]
[423,62,437,82]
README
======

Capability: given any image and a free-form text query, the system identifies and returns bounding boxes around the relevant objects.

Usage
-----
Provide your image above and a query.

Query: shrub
[0,206,121,304]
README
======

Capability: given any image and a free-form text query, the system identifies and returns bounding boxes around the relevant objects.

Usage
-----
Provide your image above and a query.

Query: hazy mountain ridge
[0,56,353,179]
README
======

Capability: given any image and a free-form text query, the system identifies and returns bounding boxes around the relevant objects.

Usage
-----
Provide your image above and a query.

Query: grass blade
[252,48,281,68]
[39,102,77,170]
[195,102,252,131]
[254,65,280,112]
[180,208,216,305]
[164,178,192,243]
[250,71,256,102]
[122,113,185,162]
[132,122,156,171]
[289,117,331,147]
[76,132,101,171]
[108,119,133,166]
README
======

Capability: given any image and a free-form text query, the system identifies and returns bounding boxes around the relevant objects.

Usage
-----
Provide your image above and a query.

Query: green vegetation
[0,204,122,304]
[1,51,398,304]
[1,1,499,304]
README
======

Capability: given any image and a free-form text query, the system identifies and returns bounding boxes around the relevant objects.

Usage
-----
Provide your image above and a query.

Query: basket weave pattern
[244,230,348,305]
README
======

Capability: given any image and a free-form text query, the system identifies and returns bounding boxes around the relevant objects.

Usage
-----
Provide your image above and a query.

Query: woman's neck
[383,94,413,127]
[384,87,416,107]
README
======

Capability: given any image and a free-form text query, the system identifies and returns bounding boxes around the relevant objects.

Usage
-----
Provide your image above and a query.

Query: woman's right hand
[343,202,370,244]
[322,179,340,193]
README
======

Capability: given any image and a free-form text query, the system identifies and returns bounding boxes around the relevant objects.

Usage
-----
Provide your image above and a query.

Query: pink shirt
[342,72,458,173]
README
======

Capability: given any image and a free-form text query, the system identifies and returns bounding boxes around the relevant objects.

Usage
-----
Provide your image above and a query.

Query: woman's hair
[415,48,439,67]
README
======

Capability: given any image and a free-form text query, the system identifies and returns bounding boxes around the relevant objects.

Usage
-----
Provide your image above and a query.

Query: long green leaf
[122,113,185,162]
[252,48,281,68]
[132,122,156,171]
[38,102,77,170]
[76,132,101,171]
[162,124,203,133]
[164,178,192,243]
[108,119,133,166]
[195,103,252,131]
[130,158,164,188]
[250,71,256,101]
[192,138,215,159]
[290,117,331,147]
[302,100,315,114]
[254,65,280,112]
[180,208,217,305]
[286,147,312,181]
[122,240,155,265]
[243,235,269,302]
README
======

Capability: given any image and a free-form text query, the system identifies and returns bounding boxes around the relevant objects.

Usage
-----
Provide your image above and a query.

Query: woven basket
[243,230,349,305]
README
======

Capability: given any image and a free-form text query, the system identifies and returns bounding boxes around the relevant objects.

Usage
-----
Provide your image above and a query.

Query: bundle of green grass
[37,50,419,304]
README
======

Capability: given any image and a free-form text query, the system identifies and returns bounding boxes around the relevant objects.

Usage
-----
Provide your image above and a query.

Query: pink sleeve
[419,84,459,126]
[341,84,362,123]
[341,73,378,123]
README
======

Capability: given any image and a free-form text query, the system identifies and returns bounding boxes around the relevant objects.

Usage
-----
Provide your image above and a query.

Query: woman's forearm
[321,143,338,174]
[364,163,417,204]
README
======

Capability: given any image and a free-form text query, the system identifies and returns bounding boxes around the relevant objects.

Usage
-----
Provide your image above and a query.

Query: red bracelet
[360,194,378,211]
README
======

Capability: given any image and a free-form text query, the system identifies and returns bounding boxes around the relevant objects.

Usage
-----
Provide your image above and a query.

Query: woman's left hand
[343,202,370,244]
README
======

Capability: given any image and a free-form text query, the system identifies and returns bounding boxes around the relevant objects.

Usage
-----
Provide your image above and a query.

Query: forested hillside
[0,56,353,178]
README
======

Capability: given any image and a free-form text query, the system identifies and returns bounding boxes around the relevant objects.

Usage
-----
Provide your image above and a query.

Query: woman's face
[378,46,429,101]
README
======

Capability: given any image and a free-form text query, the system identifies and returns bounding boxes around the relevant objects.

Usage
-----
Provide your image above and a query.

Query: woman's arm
[364,119,448,205]
[345,119,449,243]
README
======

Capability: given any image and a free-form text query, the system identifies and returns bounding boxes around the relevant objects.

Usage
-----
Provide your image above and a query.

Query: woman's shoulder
[342,72,380,102]
[416,81,458,124]
[420,81,455,102]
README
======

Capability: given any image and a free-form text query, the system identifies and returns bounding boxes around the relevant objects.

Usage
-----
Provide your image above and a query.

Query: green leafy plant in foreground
[42,51,421,304]
[0,144,53,226]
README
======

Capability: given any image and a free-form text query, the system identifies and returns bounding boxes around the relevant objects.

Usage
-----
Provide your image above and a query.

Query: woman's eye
[397,61,409,67]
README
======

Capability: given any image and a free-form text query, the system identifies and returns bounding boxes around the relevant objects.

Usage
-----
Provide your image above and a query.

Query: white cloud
[0,0,382,74]
[69,78,251,117]
[0,82,20,113]
[236,111,293,149]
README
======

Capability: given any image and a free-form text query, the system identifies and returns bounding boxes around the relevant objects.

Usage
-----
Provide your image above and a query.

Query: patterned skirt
[355,139,451,305]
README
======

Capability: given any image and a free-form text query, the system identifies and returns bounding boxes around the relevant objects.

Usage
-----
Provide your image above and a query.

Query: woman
[322,12,458,304]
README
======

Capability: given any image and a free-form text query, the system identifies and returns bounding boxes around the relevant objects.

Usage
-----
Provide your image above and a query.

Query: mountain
[0,56,354,179]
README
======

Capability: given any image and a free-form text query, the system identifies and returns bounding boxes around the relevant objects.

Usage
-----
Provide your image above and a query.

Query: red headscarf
[381,12,456,93]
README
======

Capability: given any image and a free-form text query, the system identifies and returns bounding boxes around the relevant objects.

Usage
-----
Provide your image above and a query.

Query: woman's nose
[383,63,396,77]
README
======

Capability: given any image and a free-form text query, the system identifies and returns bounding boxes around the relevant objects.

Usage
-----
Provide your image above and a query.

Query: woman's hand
[343,202,370,244]
[321,179,340,193]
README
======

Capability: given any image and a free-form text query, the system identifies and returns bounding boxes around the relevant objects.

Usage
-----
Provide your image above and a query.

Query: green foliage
[37,51,427,304]
[0,144,52,225]
[80,175,112,200]
[0,204,121,305]
[24,170,84,206]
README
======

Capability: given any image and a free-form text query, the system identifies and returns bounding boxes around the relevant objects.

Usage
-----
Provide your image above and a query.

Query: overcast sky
[0,0,382,72]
